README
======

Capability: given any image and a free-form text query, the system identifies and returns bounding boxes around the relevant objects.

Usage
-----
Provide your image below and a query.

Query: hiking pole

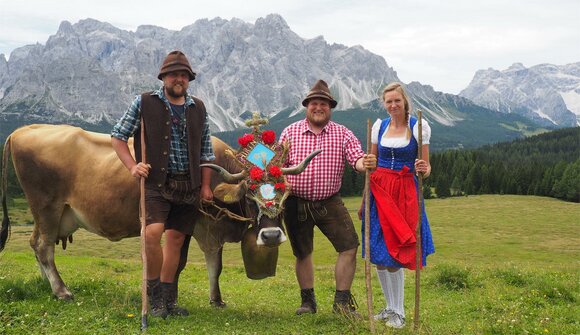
[414,110,424,332]
[139,119,148,331]
[363,119,375,334]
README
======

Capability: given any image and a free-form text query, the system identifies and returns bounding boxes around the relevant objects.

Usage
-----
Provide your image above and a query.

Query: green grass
[0,195,578,334]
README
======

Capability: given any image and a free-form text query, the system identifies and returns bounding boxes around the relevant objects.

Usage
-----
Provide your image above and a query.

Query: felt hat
[157,50,196,81]
[301,79,337,108]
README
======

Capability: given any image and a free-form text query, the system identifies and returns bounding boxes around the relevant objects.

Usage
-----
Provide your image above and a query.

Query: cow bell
[241,228,278,279]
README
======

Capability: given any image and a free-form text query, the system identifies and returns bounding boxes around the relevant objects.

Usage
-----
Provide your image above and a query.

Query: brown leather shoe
[333,290,361,318]
[161,282,189,316]
[295,288,317,315]
[147,278,168,319]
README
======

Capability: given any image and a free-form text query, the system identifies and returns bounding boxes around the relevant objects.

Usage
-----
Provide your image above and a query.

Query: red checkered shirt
[280,119,365,201]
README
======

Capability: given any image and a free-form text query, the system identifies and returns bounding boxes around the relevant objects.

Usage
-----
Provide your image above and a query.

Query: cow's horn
[281,149,322,175]
[201,164,247,183]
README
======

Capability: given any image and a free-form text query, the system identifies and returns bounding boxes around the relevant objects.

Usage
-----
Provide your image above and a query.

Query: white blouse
[371,118,431,148]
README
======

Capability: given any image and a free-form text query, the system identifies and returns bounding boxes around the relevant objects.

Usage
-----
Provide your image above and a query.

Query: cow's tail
[0,135,12,252]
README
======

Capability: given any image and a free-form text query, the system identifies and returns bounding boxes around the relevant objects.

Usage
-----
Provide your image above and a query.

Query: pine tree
[552,159,580,202]
[436,175,451,198]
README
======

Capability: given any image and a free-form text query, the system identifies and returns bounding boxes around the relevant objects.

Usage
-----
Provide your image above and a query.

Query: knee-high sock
[376,268,392,309]
[386,268,405,317]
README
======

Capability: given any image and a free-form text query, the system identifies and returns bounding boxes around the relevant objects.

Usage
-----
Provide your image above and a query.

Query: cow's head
[201,114,320,249]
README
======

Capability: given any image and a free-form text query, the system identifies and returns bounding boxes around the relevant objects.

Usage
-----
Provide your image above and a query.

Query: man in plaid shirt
[111,51,214,319]
[280,79,376,316]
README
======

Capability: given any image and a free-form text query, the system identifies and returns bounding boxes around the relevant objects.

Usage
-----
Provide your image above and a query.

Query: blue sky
[0,0,578,94]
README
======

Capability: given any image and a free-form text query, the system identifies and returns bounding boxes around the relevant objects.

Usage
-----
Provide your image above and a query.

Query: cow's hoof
[56,294,74,301]
[210,299,226,308]
[55,290,74,301]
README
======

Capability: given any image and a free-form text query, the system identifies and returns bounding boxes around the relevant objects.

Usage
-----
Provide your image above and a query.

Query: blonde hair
[382,82,411,123]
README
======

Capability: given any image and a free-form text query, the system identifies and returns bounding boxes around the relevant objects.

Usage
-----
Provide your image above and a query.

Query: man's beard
[165,85,187,98]
[307,113,330,128]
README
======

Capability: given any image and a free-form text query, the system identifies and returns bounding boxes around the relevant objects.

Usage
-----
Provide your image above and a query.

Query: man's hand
[200,185,213,202]
[360,154,377,171]
[130,162,151,179]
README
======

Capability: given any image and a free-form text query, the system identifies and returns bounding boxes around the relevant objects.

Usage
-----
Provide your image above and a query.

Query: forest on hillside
[340,127,580,203]
[2,128,578,203]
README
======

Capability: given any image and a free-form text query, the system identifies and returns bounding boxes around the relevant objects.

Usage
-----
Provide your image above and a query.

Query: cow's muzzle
[256,227,287,247]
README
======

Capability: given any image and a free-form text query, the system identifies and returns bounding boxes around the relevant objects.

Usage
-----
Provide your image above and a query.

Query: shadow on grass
[0,277,51,302]
[431,264,477,290]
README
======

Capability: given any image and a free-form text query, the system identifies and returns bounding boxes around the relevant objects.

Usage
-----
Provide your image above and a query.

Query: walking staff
[363,119,375,333]
[414,109,424,331]
[139,120,148,330]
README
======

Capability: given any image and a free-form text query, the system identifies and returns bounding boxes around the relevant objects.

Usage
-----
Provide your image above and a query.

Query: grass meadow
[0,195,578,334]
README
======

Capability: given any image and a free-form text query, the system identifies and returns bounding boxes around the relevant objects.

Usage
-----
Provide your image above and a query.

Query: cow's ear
[213,182,245,203]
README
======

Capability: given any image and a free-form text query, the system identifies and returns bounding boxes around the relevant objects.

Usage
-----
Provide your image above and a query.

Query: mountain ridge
[0,14,553,151]
[460,62,580,127]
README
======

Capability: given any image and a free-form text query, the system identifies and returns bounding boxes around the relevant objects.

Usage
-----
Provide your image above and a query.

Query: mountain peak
[0,15,399,132]
[256,14,289,29]
[506,62,526,72]
[461,62,579,126]
[56,21,74,35]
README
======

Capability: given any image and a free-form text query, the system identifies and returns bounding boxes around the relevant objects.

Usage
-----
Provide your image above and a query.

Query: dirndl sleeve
[412,118,431,144]
[371,118,382,144]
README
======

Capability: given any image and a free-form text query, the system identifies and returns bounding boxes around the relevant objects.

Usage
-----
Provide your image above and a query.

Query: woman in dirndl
[361,82,435,328]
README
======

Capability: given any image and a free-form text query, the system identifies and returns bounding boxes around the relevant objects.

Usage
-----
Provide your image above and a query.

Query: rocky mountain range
[460,62,580,127]
[0,14,573,151]
[0,14,397,132]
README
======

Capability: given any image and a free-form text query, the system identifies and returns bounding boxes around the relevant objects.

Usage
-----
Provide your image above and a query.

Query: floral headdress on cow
[231,112,290,219]
[202,112,320,224]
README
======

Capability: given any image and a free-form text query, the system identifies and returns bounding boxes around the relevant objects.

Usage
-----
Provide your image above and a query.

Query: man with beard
[280,79,376,317]
[111,50,214,318]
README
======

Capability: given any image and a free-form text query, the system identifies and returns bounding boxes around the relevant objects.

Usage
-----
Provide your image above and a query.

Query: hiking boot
[295,288,317,315]
[374,308,396,321]
[161,282,189,316]
[147,278,168,319]
[332,290,361,318]
[386,312,406,328]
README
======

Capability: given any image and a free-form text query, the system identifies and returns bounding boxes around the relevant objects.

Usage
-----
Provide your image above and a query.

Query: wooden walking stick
[414,110,424,332]
[363,119,375,333]
[139,119,148,331]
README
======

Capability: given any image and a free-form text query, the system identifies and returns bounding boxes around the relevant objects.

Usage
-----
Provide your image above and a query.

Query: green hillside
[0,195,578,334]
[215,103,545,152]
[430,127,580,202]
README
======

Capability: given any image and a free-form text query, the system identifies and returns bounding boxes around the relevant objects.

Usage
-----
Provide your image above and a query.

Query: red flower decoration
[269,166,282,178]
[265,201,274,207]
[249,184,258,190]
[238,133,255,147]
[274,182,286,192]
[261,130,276,144]
[249,167,264,181]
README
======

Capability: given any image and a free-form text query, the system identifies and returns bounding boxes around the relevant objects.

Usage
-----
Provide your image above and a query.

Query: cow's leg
[174,234,191,285]
[204,247,226,307]
[29,223,73,300]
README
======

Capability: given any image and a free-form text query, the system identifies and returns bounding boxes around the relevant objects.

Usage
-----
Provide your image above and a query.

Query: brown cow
[0,124,319,306]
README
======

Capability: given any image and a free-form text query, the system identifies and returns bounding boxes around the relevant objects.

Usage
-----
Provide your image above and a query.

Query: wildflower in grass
[127,313,135,318]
